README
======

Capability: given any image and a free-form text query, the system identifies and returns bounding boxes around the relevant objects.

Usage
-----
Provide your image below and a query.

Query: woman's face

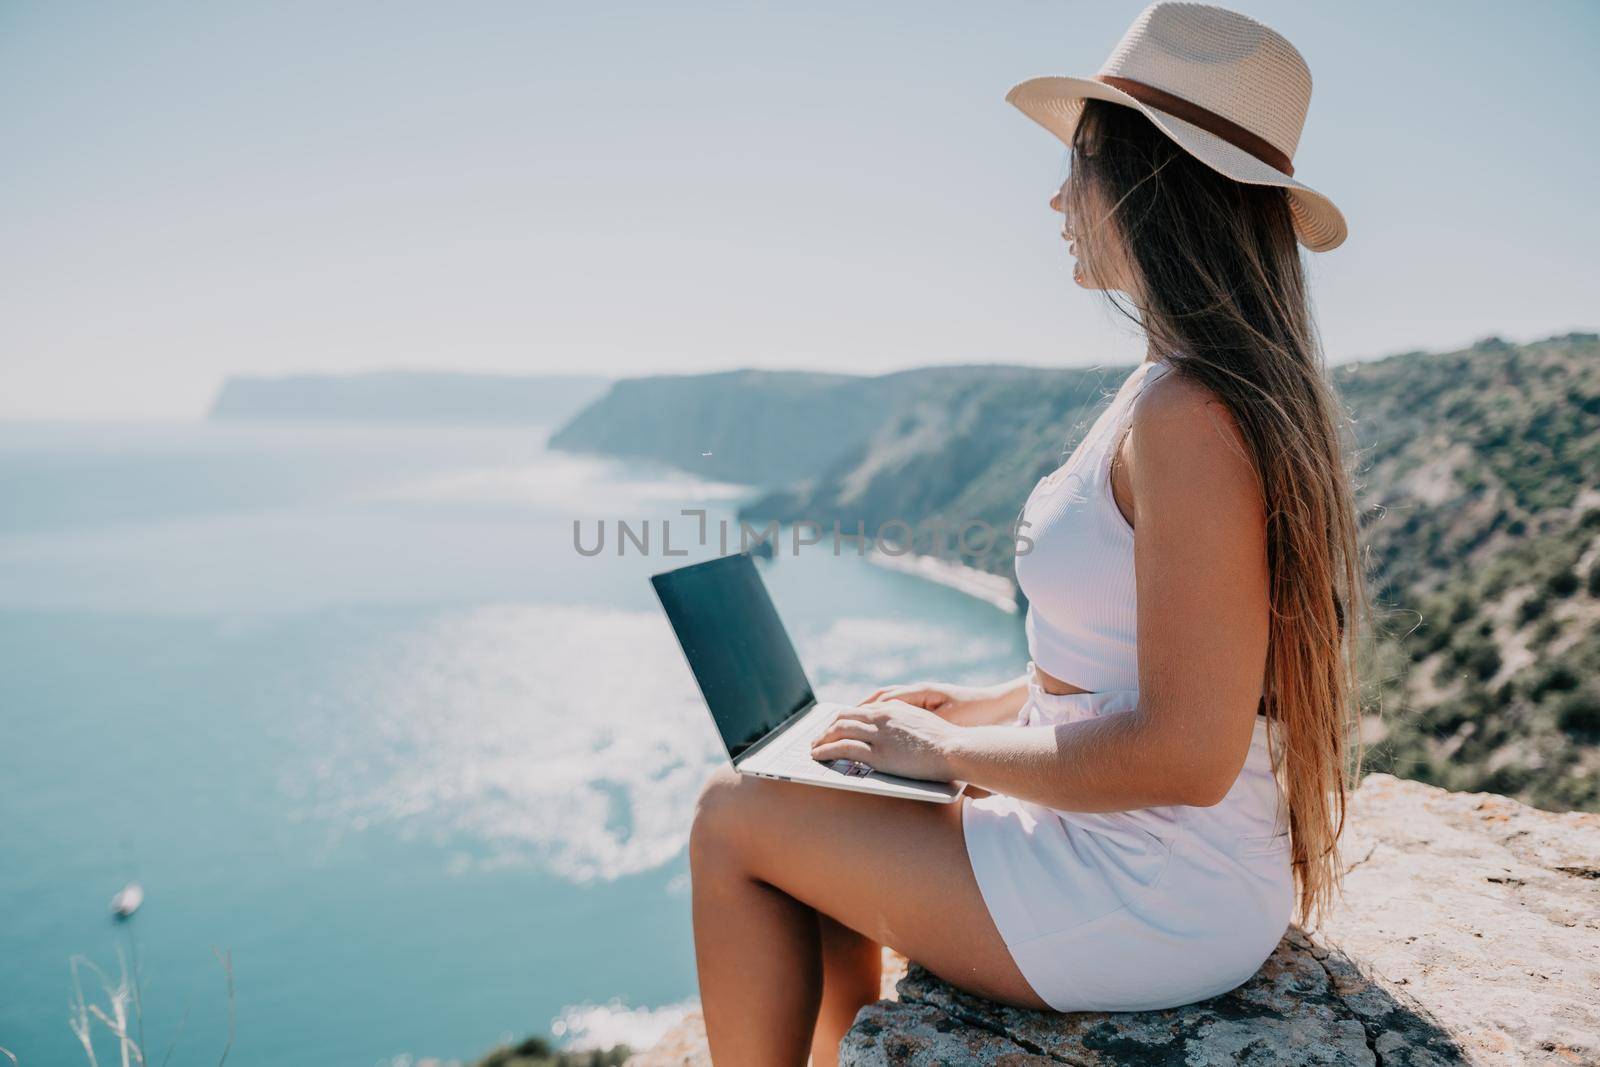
[1052,172,1136,294]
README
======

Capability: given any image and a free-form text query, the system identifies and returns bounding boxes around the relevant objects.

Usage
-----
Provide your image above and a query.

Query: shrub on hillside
[1547,567,1580,598]
[1557,690,1600,741]
[472,1037,630,1067]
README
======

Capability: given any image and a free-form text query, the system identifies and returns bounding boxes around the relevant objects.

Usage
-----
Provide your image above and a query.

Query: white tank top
[1014,358,1174,691]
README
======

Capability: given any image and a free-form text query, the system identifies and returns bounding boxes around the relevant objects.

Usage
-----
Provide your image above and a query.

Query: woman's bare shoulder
[1126,369,1262,514]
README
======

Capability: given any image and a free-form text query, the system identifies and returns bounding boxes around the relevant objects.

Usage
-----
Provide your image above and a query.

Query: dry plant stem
[212,947,235,1067]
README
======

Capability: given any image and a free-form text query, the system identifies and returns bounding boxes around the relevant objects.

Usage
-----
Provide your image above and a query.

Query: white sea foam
[550,997,698,1051]
[866,550,1019,613]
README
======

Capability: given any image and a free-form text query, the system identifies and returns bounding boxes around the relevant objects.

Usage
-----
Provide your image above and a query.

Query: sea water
[0,421,1025,1066]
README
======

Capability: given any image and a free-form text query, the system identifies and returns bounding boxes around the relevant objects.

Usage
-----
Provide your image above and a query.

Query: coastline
[865,550,1019,615]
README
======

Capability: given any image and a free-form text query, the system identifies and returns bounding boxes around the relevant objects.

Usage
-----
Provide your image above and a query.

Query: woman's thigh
[693,767,1047,1010]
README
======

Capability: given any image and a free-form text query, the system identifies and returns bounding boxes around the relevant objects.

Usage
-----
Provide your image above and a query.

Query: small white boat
[110,882,143,919]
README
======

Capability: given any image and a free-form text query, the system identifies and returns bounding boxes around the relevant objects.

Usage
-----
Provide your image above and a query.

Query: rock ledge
[637,775,1600,1066]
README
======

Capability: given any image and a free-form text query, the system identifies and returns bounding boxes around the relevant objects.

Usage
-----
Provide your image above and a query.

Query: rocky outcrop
[632,775,1600,1066]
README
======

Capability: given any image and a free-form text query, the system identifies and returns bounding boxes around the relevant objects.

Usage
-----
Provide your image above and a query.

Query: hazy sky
[3,1,1596,418]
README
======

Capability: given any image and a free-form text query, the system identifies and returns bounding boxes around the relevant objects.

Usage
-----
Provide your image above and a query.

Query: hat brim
[1006,76,1347,253]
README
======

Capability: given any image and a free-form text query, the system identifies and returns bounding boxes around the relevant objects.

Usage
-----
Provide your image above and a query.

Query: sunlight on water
[804,616,1017,703]
[362,452,749,510]
[291,607,1019,885]
[295,603,718,883]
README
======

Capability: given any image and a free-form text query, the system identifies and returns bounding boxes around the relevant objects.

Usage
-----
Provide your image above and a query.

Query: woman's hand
[810,700,959,782]
[861,678,1028,727]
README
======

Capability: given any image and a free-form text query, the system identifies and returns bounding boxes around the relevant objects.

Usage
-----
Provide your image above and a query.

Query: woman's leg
[689,766,1046,1066]
[812,917,881,1067]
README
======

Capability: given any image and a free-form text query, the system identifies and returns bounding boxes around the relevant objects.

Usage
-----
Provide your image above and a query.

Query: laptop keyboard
[762,715,874,779]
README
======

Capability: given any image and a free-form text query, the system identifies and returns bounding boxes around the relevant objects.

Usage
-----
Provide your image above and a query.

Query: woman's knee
[689,764,756,868]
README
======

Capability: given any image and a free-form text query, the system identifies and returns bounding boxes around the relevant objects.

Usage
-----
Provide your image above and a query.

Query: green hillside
[740,364,1126,557]
[1334,334,1600,809]
[550,335,1600,811]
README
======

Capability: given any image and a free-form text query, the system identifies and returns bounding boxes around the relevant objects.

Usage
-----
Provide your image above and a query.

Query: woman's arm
[814,374,1271,810]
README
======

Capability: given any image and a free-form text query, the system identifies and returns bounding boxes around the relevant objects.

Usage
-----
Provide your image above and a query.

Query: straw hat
[1007,1,1346,252]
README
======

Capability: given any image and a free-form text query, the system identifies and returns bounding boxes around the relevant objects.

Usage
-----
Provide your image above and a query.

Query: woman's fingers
[810,738,874,764]
[861,683,933,706]
[813,717,879,747]
[829,704,900,728]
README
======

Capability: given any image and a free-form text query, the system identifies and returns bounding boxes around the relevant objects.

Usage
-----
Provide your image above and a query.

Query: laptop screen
[651,553,816,760]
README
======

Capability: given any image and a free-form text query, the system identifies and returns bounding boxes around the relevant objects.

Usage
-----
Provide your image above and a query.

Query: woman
[688,4,1367,1063]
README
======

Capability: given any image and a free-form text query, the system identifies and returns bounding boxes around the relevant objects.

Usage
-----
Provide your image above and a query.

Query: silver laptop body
[651,553,964,804]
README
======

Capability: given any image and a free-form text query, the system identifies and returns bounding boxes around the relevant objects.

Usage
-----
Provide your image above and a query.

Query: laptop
[651,553,965,803]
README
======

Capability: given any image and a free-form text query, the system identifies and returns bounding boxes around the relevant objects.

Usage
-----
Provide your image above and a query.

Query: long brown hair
[1066,99,1368,923]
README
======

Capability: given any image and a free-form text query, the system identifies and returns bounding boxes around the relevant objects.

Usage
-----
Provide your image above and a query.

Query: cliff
[551,363,1123,548]
[629,774,1600,1066]
[739,366,1123,567]
[546,366,1114,488]
[208,371,608,425]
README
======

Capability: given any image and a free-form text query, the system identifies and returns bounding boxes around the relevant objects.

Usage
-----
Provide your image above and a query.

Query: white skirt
[961,677,1295,1012]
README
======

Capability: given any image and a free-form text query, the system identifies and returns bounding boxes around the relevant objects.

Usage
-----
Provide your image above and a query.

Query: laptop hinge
[731,697,818,768]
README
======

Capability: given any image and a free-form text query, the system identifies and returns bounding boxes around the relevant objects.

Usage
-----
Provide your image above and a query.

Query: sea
[0,420,1026,1066]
